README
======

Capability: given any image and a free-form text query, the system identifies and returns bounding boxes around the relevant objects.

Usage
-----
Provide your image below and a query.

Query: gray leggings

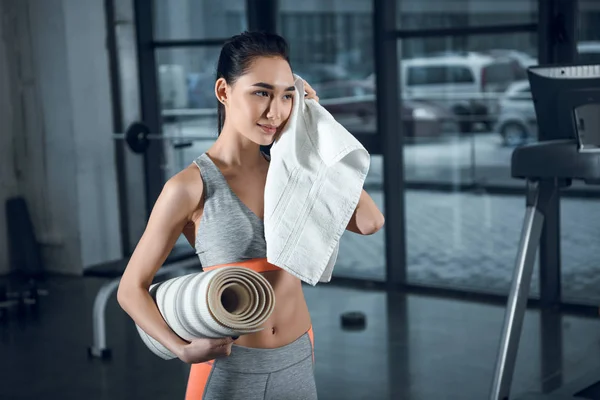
[190,332,318,400]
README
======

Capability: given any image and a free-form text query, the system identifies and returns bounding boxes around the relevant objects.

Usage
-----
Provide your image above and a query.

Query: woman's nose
[266,99,281,121]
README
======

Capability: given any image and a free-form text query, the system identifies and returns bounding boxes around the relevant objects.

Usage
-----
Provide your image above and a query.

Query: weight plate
[341,311,367,330]
[125,122,151,154]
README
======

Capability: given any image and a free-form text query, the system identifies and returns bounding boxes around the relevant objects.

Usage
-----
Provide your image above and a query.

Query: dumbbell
[113,121,211,154]
[21,280,42,313]
[0,281,47,320]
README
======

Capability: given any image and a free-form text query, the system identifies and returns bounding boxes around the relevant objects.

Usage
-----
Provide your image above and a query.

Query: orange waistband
[202,258,281,273]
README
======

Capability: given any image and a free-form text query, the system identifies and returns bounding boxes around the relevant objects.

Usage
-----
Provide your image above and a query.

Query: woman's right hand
[177,337,235,364]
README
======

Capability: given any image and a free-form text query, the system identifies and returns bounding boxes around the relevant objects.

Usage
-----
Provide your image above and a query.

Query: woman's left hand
[303,80,319,103]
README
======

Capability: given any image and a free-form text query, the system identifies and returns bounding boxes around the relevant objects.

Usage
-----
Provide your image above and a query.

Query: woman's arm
[346,189,385,235]
[116,166,232,363]
[117,171,196,358]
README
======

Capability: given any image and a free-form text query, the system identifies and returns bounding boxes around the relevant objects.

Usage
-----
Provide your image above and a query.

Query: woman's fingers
[303,80,319,102]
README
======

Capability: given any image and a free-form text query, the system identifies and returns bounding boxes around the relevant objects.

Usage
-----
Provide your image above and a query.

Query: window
[451,66,476,83]
[155,47,222,110]
[400,32,540,295]
[153,0,246,40]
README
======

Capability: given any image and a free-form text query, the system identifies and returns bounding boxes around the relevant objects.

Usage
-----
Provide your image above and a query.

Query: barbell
[113,122,214,154]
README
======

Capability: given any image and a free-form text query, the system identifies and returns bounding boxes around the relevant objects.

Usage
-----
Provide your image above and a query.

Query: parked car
[494,80,537,146]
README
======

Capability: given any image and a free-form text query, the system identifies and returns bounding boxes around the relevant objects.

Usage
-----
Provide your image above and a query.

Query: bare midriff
[234,268,312,349]
[202,258,312,348]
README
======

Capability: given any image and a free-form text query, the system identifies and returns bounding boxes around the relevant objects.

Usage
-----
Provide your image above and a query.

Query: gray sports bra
[192,153,267,268]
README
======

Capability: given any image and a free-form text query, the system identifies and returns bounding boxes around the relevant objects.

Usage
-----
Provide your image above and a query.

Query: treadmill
[490,64,600,400]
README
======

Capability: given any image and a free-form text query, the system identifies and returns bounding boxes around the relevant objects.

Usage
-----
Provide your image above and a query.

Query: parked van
[400,52,521,132]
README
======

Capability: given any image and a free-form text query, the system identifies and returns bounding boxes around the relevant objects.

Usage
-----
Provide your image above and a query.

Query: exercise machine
[490,64,600,400]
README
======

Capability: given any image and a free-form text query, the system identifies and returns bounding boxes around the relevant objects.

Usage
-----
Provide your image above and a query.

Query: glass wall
[394,0,600,302]
[278,0,386,281]
[397,1,541,295]
[400,32,537,188]
[133,0,600,306]
[129,0,599,304]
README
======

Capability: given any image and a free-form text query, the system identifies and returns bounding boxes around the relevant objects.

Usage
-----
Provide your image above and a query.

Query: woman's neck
[209,126,264,169]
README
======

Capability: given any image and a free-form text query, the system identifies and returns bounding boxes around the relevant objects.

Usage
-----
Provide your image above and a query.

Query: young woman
[117,31,385,399]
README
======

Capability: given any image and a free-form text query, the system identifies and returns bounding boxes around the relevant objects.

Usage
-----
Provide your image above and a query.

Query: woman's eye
[255,91,269,97]
[283,94,293,100]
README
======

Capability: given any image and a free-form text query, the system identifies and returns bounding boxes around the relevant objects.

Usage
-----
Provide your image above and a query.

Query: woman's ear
[215,78,228,105]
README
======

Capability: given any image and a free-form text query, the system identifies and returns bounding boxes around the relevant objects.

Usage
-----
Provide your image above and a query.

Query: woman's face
[216,56,295,146]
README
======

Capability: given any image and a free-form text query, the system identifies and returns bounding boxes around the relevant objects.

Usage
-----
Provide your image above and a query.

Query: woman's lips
[258,124,277,135]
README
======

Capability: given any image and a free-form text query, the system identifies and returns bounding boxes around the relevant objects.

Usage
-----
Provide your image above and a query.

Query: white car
[494,80,537,146]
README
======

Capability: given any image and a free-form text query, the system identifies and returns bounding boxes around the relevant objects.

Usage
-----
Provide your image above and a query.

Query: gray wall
[0,0,121,275]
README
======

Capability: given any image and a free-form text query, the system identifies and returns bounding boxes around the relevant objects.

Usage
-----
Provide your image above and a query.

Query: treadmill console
[528,64,600,152]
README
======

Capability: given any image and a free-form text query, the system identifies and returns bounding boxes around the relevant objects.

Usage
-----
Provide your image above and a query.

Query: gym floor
[1,275,600,400]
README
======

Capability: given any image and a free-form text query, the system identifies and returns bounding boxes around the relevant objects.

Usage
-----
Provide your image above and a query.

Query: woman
[117,31,385,399]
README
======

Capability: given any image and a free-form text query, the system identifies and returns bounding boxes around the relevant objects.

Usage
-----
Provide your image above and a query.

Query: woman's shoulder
[160,163,205,216]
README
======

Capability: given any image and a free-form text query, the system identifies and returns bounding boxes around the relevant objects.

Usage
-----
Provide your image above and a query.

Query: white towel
[264,75,370,286]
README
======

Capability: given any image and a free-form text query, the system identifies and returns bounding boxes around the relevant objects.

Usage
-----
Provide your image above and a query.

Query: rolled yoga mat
[136,266,276,360]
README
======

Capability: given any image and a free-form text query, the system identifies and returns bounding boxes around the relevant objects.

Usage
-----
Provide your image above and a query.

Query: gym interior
[1,0,600,399]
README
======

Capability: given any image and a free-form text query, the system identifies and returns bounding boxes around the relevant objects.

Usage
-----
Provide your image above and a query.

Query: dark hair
[215,31,291,134]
